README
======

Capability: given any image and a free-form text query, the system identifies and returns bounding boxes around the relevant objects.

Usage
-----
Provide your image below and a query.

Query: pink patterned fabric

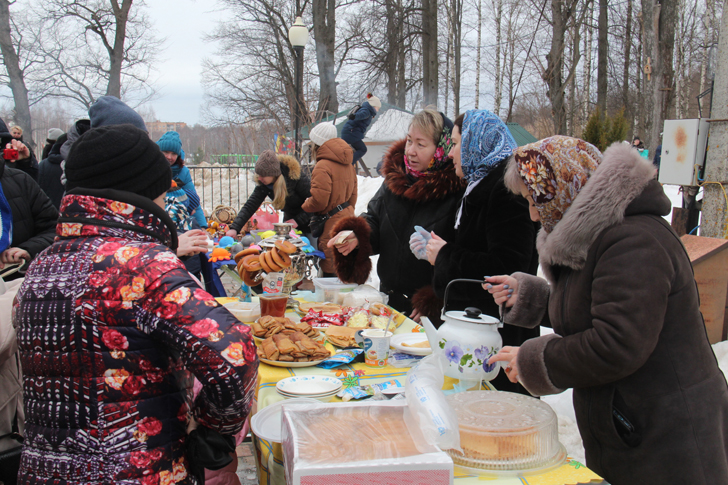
[15,193,258,484]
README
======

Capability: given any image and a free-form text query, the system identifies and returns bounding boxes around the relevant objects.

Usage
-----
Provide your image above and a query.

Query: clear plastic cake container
[445,391,566,474]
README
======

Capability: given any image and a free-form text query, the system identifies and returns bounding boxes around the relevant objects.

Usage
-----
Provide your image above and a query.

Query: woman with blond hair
[328,108,463,321]
[226,149,311,237]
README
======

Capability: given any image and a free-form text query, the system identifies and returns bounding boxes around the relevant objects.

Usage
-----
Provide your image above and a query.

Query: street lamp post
[288,16,309,159]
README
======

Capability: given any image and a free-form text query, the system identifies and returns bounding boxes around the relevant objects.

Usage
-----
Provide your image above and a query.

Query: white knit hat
[309,122,337,146]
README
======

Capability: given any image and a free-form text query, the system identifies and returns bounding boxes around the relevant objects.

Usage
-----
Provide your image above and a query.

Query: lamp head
[288,16,309,47]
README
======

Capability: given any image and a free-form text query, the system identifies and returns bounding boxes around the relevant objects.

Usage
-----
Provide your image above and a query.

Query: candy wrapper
[316,348,363,369]
[262,272,284,293]
[388,352,425,368]
[337,380,403,402]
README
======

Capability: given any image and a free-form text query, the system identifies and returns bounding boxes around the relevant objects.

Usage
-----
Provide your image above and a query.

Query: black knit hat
[65,124,171,200]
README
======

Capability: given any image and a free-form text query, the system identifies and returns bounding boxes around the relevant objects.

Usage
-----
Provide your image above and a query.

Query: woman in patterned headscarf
[419,109,540,395]
[483,136,728,484]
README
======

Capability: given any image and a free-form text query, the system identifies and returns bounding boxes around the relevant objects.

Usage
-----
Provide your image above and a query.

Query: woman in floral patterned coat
[14,124,258,484]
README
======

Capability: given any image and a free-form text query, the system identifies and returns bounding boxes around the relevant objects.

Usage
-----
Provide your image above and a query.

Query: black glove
[185,426,236,483]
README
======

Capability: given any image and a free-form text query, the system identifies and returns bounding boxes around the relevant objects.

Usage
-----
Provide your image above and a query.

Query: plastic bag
[404,353,462,452]
[251,203,279,231]
[409,226,432,260]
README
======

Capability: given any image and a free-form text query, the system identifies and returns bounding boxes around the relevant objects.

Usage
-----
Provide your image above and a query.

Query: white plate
[259,357,330,368]
[390,333,432,356]
[250,398,322,443]
[277,391,338,403]
[276,375,342,395]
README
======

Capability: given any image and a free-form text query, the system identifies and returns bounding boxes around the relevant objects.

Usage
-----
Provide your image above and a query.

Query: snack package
[337,380,402,401]
[316,348,363,369]
[388,352,425,368]
[262,272,284,293]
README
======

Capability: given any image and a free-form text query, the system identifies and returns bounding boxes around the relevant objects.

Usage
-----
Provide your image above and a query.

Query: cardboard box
[282,400,454,485]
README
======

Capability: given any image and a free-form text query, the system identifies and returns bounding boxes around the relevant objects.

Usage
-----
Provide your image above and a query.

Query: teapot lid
[444,307,499,325]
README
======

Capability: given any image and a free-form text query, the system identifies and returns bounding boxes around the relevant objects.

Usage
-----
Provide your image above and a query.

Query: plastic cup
[356,329,393,367]
[260,293,288,318]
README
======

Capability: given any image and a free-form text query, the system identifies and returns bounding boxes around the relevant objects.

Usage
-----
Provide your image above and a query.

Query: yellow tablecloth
[221,295,605,485]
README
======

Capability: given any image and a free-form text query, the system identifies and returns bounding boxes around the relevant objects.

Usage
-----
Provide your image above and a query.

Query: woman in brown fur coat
[328,109,464,321]
[486,136,728,484]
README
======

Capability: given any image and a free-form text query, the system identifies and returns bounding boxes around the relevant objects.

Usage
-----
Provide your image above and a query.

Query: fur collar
[381,138,464,203]
[279,154,301,180]
[538,142,657,274]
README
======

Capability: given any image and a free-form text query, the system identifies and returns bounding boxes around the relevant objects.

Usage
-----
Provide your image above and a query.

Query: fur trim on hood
[278,154,301,181]
[537,142,657,273]
[381,139,464,203]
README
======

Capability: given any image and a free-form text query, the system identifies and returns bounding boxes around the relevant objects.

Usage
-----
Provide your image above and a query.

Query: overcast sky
[145,0,224,125]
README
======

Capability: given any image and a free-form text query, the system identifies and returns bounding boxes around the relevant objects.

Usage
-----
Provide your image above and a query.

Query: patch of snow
[364,109,413,142]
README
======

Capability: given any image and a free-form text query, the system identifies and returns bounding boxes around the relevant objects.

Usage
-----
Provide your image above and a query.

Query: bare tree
[0,0,32,135]
[492,0,503,115]
[422,0,438,107]
[43,0,159,104]
[596,0,607,114]
[312,0,338,115]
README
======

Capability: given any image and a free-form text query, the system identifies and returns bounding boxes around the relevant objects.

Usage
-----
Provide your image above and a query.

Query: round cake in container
[446,391,566,473]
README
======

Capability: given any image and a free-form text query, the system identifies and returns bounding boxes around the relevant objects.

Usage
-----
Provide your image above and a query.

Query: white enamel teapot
[420,279,503,387]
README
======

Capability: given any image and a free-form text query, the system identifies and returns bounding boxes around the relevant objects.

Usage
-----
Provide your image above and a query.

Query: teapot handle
[441,278,488,318]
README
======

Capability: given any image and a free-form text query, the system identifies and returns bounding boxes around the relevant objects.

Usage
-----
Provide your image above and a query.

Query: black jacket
[0,159,58,268]
[230,155,311,233]
[38,138,66,209]
[432,161,540,394]
[331,138,464,316]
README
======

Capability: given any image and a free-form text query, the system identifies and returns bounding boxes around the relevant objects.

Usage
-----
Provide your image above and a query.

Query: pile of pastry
[324,326,358,347]
[251,315,321,340]
[234,240,297,286]
[257,331,331,362]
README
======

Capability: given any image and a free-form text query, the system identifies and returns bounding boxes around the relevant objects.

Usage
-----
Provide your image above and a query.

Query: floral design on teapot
[440,339,498,374]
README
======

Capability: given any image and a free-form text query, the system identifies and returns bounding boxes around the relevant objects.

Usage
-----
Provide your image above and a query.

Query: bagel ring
[263,251,282,272]
[270,247,291,268]
[242,254,262,272]
[244,269,262,287]
[258,253,273,273]
[234,247,259,263]
[275,240,297,254]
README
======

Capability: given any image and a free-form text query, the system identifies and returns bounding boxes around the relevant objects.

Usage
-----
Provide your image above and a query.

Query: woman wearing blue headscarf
[419,109,539,394]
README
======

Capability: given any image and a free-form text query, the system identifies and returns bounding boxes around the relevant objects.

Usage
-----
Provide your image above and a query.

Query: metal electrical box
[658,118,710,186]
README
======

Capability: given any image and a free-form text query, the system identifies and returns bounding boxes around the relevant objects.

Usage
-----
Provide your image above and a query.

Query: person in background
[1,121,39,181]
[416,110,539,394]
[157,131,208,229]
[484,136,728,484]
[38,133,68,209]
[226,148,312,238]
[341,93,380,168]
[41,128,64,160]
[0,117,57,279]
[15,123,259,484]
[328,109,464,321]
[301,123,357,276]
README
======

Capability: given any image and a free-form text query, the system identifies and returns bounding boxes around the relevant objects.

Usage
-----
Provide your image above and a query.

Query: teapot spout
[420,316,439,351]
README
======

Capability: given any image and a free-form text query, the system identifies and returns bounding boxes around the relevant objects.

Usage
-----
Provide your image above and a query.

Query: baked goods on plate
[256,331,332,366]
[390,333,432,356]
[324,326,358,348]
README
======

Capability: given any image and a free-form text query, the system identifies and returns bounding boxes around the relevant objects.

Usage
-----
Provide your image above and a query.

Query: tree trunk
[596,0,608,115]
[0,0,31,137]
[106,0,133,98]
[569,26,580,134]
[622,0,633,110]
[475,0,482,110]
[647,0,676,153]
[639,1,654,146]
[422,0,438,107]
[386,0,398,105]
[313,0,339,116]
[544,0,568,134]
[451,0,463,116]
[445,8,452,116]
[493,0,503,115]
[584,3,593,122]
